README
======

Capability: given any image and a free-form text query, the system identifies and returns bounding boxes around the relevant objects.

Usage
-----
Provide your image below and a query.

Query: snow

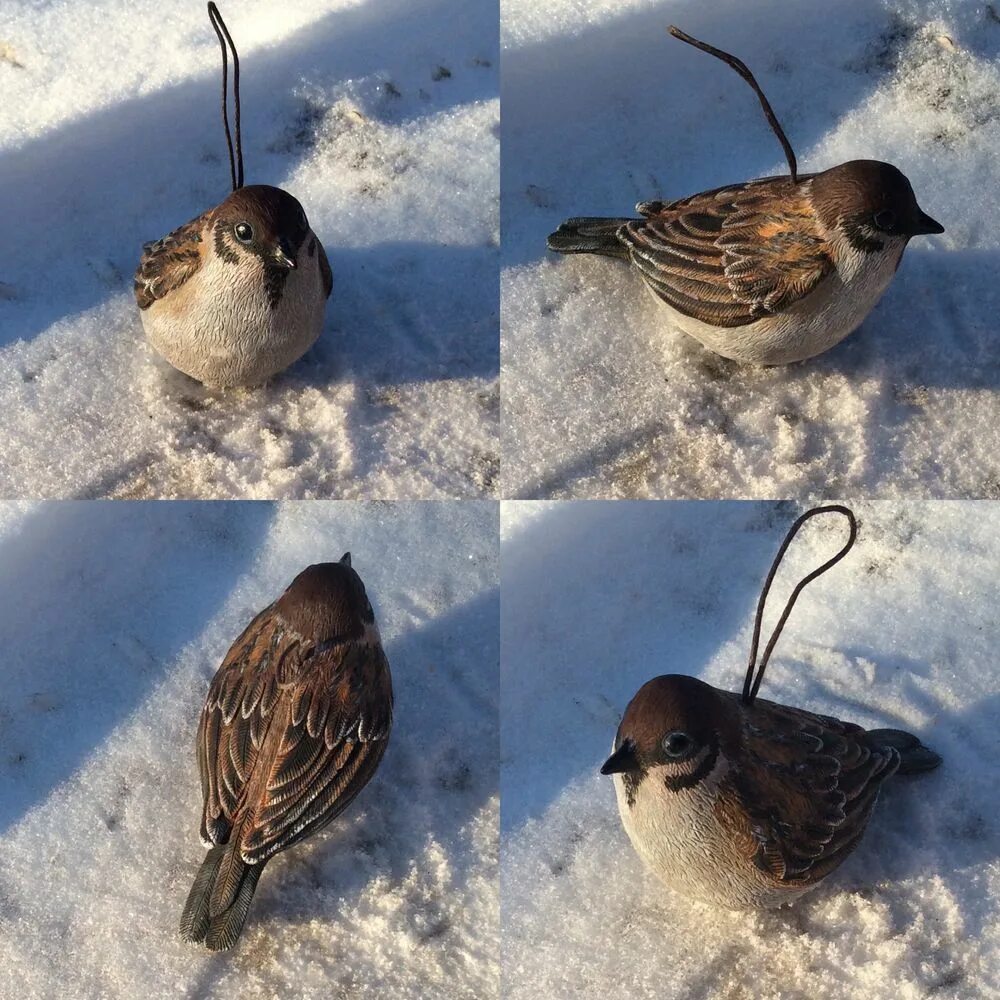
[0,500,498,998]
[501,500,1000,998]
[0,0,498,498]
[501,0,1000,498]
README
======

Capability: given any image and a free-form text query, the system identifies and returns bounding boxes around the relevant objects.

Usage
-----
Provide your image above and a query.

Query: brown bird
[179,556,393,950]
[601,506,941,908]
[548,28,943,365]
[135,185,332,387]
[135,4,332,387]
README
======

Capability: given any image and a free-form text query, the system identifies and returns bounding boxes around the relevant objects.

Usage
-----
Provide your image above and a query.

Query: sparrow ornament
[601,506,941,910]
[548,28,944,365]
[135,4,332,388]
[179,556,393,951]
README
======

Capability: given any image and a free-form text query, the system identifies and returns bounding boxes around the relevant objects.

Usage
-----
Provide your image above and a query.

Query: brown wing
[619,175,835,328]
[196,608,393,865]
[718,694,899,887]
[134,214,207,310]
[316,237,333,299]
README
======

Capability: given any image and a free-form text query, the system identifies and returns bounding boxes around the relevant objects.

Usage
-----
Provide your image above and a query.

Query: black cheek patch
[841,220,885,255]
[213,225,240,265]
[664,741,719,793]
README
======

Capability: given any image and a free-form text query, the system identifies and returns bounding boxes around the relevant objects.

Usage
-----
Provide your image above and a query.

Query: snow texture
[0,0,498,499]
[502,0,1000,498]
[501,500,1000,998]
[0,500,498,998]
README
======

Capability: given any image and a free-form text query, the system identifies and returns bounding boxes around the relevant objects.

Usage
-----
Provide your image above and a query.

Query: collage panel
[501,500,998,997]
[3,0,1000,996]
[502,0,998,499]
[0,0,499,500]
[0,500,498,997]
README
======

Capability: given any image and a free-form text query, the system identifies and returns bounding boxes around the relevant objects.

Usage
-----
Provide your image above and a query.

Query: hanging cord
[668,26,799,184]
[742,505,857,705]
[207,2,244,191]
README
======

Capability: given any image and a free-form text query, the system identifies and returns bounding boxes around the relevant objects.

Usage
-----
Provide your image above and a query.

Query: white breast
[612,756,813,910]
[653,237,907,366]
[141,232,329,388]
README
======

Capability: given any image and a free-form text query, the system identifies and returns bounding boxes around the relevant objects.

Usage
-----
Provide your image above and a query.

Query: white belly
[612,765,813,910]
[650,241,906,365]
[142,235,328,388]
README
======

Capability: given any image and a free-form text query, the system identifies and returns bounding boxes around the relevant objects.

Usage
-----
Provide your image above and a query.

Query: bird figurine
[548,28,943,365]
[180,556,393,950]
[601,505,941,909]
[135,3,332,388]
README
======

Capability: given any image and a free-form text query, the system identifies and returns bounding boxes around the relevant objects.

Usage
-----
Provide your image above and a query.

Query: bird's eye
[234,222,254,243]
[873,210,896,232]
[662,731,694,759]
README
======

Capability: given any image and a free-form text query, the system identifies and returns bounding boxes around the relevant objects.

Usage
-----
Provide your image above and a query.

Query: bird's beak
[600,740,637,776]
[909,210,944,236]
[274,241,297,269]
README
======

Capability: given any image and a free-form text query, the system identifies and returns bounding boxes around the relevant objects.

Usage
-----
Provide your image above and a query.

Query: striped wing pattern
[719,694,899,888]
[134,215,208,310]
[197,607,393,867]
[620,175,835,328]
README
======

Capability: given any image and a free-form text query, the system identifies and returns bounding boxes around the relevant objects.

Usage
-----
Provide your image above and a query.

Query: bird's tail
[546,217,633,259]
[179,843,263,951]
[867,728,942,774]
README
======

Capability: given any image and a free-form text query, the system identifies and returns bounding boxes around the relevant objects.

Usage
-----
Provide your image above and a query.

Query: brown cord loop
[668,26,799,184]
[207,3,244,191]
[742,505,857,705]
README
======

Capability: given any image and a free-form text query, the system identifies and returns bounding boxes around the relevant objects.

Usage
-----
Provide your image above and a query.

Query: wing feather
[719,694,899,888]
[196,606,392,870]
[134,215,208,309]
[621,176,835,328]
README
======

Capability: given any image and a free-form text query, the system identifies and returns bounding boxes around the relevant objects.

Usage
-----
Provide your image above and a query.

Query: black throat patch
[622,768,645,809]
[262,263,291,310]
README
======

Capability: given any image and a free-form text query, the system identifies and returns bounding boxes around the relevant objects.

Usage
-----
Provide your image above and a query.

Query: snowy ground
[0,0,498,499]
[0,500,498,998]
[501,500,1000,998]
[502,0,1000,498]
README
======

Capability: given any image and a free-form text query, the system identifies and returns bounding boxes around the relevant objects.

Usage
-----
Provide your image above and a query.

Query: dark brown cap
[213,184,310,265]
[274,555,375,642]
[601,674,740,784]
[810,160,943,246]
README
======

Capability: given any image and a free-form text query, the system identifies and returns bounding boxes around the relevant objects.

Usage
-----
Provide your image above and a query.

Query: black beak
[909,210,944,236]
[274,240,298,269]
[600,740,637,775]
